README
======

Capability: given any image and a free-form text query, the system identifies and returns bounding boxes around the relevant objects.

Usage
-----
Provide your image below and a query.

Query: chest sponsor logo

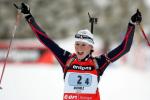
[64,94,77,100]
[72,65,94,71]
[64,94,93,100]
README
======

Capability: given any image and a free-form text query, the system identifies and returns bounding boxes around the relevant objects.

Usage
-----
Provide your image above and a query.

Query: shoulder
[93,54,110,65]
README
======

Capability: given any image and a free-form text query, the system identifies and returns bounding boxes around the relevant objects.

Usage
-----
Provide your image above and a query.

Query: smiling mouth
[77,51,84,55]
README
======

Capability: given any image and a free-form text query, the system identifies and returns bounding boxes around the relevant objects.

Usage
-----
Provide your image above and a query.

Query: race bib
[64,72,98,94]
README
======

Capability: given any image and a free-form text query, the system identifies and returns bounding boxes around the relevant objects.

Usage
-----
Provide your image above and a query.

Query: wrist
[25,14,32,20]
[129,19,136,25]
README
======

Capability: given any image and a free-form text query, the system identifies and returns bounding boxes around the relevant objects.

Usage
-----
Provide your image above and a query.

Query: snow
[0,63,150,100]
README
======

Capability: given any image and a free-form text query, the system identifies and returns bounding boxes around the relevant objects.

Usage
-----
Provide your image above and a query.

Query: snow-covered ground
[0,63,150,100]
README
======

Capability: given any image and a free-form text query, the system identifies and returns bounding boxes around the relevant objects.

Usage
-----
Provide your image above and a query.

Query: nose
[77,45,84,50]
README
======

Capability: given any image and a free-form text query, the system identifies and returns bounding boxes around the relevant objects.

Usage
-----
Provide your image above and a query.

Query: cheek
[75,46,78,51]
[85,46,91,50]
[85,46,92,53]
[84,46,89,49]
[85,49,91,54]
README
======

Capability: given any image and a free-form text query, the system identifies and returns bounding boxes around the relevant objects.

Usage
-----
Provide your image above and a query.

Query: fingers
[136,9,141,16]
[21,2,30,11]
[21,3,29,8]
[13,3,19,9]
[14,3,28,9]
[130,9,142,24]
[13,3,22,13]
[136,9,142,23]
[21,2,26,7]
[137,9,140,13]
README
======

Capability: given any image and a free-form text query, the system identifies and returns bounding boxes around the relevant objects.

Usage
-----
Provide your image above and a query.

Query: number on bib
[68,73,92,87]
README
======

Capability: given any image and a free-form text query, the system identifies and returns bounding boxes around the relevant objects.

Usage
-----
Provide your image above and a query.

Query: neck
[78,54,92,61]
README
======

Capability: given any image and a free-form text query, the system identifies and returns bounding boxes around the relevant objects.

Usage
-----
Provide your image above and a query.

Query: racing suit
[25,15,135,100]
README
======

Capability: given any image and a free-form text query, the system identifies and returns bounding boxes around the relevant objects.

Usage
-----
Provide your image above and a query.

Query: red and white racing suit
[25,15,135,100]
[63,55,100,100]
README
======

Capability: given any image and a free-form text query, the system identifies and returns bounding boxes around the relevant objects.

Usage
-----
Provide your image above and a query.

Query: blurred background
[0,0,150,100]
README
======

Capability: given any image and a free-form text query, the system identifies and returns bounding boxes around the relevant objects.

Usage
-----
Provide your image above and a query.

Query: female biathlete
[15,3,142,100]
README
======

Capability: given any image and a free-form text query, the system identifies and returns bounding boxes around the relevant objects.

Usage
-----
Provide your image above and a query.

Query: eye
[76,43,79,46]
[82,44,86,46]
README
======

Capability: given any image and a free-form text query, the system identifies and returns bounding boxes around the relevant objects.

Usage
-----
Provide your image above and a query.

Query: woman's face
[75,41,93,60]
